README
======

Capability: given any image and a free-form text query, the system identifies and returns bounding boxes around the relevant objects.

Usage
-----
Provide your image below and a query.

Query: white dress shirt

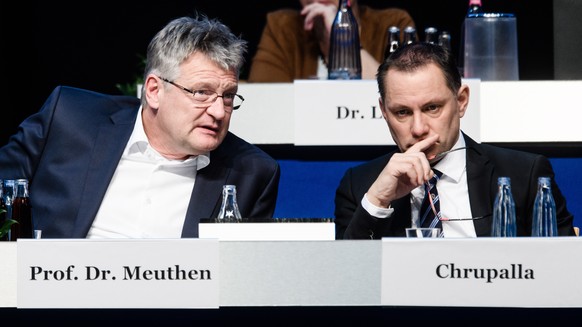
[316,56,328,80]
[87,108,210,238]
[362,134,477,238]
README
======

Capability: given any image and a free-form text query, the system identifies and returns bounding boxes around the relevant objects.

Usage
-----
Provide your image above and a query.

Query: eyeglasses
[158,76,244,112]
[425,182,491,222]
[429,146,469,165]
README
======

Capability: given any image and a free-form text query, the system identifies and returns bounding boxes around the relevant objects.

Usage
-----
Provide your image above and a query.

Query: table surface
[3,237,582,310]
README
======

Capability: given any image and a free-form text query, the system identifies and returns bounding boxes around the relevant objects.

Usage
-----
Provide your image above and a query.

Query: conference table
[1,219,582,323]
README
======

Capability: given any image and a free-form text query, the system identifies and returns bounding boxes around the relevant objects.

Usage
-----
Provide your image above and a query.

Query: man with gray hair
[0,15,280,238]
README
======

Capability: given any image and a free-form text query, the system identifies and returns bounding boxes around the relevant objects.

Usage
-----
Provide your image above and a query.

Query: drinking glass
[405,228,441,238]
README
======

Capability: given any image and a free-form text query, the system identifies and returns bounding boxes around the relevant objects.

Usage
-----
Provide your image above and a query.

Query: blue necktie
[420,169,443,229]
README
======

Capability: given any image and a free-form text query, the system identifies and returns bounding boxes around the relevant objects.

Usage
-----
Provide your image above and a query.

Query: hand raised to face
[366,134,439,208]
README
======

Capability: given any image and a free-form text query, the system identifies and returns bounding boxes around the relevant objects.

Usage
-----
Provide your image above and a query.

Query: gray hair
[142,15,247,101]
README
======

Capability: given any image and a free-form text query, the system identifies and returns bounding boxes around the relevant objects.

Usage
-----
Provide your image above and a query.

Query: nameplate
[0,242,17,307]
[294,80,388,146]
[381,237,582,307]
[17,239,219,308]
[293,79,481,146]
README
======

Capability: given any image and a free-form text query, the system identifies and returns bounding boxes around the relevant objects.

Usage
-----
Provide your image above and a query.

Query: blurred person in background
[248,0,416,82]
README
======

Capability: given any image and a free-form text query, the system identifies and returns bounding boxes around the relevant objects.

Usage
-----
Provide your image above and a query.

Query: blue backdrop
[274,158,582,229]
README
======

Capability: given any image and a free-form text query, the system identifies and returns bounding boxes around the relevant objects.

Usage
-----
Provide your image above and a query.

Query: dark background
[0,0,556,145]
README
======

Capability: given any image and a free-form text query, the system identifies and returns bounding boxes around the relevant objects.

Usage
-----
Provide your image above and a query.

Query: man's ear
[457,84,470,118]
[144,74,162,109]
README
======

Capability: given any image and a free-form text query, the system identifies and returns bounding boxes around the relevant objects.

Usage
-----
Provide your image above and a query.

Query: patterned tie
[420,169,443,230]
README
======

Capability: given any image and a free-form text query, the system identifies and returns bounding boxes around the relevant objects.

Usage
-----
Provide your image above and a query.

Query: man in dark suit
[335,42,575,239]
[0,15,280,238]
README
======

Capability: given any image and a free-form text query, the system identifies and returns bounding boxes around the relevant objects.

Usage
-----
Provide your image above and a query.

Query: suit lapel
[181,159,229,237]
[464,137,495,236]
[73,110,136,237]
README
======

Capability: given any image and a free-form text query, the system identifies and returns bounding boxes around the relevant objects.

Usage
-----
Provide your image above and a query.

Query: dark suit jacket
[334,133,575,239]
[0,86,280,238]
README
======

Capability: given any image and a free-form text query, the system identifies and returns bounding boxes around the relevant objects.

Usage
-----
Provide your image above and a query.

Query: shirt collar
[432,133,466,183]
[125,107,210,170]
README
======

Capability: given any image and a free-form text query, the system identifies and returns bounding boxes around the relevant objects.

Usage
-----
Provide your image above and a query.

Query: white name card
[0,242,17,307]
[381,237,582,308]
[294,80,388,146]
[17,239,219,309]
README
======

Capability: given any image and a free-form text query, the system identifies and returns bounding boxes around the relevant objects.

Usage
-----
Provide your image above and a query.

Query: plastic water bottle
[491,177,517,237]
[328,0,361,80]
[532,177,558,236]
